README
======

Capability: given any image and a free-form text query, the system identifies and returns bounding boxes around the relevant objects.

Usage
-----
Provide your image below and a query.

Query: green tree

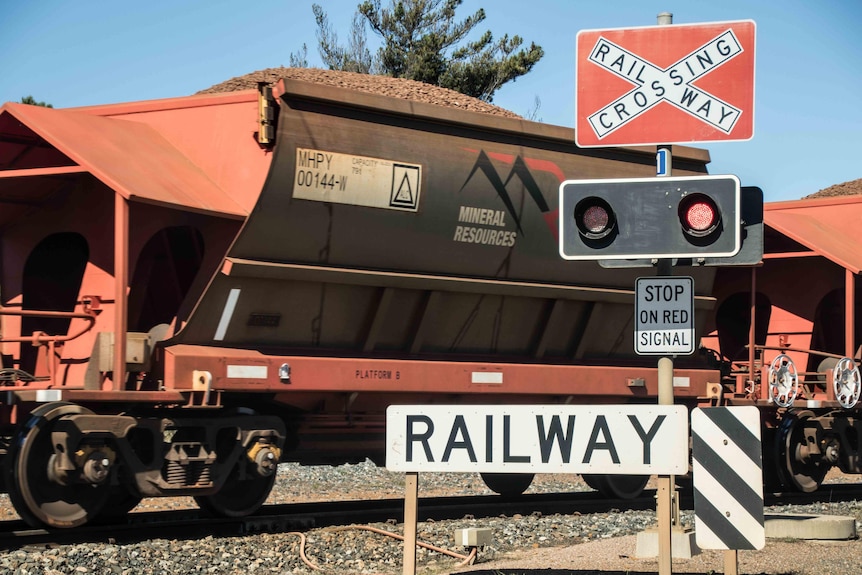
[309,0,543,102]
[290,43,309,68]
[314,5,375,73]
[20,95,53,108]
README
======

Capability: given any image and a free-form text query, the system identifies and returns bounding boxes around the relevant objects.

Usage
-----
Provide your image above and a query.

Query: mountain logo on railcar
[452,149,563,247]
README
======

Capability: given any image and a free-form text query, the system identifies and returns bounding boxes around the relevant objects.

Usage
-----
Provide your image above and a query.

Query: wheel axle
[248,442,281,477]
[81,452,112,484]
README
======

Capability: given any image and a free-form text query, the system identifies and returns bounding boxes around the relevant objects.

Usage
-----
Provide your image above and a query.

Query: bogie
[2,402,285,528]
[769,409,862,493]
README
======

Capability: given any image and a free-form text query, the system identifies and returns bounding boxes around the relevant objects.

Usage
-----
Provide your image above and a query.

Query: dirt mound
[804,178,862,199]
[196,67,521,119]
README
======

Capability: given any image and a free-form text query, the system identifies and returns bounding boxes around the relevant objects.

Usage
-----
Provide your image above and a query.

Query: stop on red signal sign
[575,20,756,147]
[636,276,695,356]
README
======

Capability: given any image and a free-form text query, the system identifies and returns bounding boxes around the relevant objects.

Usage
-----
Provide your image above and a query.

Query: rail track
[2,482,860,551]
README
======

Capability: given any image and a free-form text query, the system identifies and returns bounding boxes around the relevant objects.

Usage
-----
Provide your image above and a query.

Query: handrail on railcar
[0,296,101,387]
[0,295,99,344]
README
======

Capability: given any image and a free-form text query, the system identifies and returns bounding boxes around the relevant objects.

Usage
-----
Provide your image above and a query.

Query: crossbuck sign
[576,21,755,147]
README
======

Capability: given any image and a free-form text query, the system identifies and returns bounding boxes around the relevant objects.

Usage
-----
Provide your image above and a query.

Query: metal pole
[657,356,674,575]
[656,15,674,575]
[655,167,675,575]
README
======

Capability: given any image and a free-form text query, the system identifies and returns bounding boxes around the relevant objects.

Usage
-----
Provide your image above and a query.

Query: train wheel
[581,474,649,499]
[480,472,534,496]
[3,402,111,528]
[777,411,829,492]
[194,464,277,518]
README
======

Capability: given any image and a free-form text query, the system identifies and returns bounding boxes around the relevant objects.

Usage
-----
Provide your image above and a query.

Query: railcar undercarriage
[2,401,285,528]
[769,408,862,492]
[713,347,862,494]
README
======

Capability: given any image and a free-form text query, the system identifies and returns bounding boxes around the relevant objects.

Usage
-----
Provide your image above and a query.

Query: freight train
[0,71,859,528]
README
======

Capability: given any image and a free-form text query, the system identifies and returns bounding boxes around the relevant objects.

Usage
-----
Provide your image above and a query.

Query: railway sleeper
[3,401,286,529]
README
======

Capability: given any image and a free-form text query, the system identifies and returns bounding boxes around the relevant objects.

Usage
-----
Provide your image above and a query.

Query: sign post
[571,11,758,575]
[402,472,418,575]
[654,18,676,574]
[636,275,694,571]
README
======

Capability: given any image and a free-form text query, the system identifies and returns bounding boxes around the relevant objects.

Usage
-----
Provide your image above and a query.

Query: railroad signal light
[678,193,721,241]
[574,196,617,245]
[559,175,741,261]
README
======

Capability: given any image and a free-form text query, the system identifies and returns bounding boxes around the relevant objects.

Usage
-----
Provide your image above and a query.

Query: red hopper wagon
[0,69,859,528]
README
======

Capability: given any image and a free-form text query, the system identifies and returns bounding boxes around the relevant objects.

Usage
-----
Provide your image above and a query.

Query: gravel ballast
[1,460,861,574]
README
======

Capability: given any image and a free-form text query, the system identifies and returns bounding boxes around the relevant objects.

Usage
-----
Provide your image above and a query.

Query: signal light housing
[559,175,741,261]
[575,197,617,245]
[678,193,721,241]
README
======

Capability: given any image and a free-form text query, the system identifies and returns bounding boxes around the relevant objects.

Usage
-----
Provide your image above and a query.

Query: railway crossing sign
[576,20,756,147]
[692,407,765,550]
[635,276,694,355]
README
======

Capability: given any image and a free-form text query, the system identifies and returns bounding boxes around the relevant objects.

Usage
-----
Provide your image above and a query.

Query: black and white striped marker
[692,406,765,550]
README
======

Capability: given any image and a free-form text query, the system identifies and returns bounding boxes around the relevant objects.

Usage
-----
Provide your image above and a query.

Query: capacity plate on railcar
[293,148,422,212]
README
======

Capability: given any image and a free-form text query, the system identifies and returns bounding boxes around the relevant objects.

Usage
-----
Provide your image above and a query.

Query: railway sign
[692,407,765,550]
[575,20,756,147]
[635,276,694,355]
[385,405,689,474]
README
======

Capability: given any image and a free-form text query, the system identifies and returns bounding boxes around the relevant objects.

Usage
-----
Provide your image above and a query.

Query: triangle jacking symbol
[394,172,414,204]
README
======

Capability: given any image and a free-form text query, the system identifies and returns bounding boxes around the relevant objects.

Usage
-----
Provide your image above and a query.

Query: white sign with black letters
[385,404,688,474]
[636,276,695,355]
[293,148,421,211]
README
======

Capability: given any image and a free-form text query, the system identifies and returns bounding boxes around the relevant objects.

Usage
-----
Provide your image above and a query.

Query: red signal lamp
[574,197,616,241]
[678,193,721,239]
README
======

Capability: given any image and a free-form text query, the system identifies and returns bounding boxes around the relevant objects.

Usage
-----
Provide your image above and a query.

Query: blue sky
[2,0,859,202]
